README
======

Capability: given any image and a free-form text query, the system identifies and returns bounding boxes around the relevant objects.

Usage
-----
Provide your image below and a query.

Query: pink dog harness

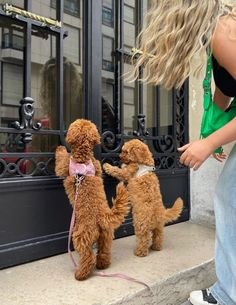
[69,158,95,177]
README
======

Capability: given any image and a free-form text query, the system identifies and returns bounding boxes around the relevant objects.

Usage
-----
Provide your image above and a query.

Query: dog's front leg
[103,163,138,181]
[55,145,70,177]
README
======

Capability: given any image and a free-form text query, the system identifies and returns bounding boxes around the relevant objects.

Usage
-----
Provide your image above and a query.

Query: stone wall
[189,51,234,227]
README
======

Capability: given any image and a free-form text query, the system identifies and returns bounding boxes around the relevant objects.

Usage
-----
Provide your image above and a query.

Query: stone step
[0,222,216,305]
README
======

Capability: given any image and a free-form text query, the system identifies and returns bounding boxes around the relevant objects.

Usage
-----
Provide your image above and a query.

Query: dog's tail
[103,182,129,229]
[164,197,183,224]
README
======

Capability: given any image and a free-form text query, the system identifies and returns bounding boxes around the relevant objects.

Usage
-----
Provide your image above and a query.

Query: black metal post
[56,0,66,145]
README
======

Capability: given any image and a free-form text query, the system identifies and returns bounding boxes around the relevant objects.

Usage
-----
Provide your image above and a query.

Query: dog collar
[135,164,156,177]
[69,158,95,177]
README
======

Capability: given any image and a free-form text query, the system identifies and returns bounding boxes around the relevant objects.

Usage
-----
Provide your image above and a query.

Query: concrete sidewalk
[0,222,216,305]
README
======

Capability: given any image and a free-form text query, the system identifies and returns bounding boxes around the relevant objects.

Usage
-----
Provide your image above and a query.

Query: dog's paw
[151,244,163,251]
[134,248,148,257]
[75,269,91,281]
[96,256,111,270]
[103,163,113,174]
[55,145,67,154]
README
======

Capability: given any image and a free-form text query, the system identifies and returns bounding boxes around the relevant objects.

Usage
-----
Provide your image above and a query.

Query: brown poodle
[55,119,129,280]
[103,139,183,257]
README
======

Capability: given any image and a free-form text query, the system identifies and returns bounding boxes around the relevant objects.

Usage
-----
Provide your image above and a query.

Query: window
[124,4,135,24]
[102,36,114,72]
[1,62,23,106]
[51,0,80,17]
[63,25,80,65]
[2,28,24,51]
[102,0,114,27]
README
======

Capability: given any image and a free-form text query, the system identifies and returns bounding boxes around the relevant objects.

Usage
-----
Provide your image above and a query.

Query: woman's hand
[212,151,227,162]
[178,139,217,170]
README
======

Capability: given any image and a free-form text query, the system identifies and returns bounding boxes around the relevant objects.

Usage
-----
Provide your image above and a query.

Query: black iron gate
[0,0,189,269]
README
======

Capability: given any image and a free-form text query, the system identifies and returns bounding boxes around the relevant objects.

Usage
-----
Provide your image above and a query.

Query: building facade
[0,0,190,268]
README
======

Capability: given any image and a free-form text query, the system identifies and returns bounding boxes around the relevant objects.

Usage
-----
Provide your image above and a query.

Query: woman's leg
[190,144,236,305]
[210,144,236,305]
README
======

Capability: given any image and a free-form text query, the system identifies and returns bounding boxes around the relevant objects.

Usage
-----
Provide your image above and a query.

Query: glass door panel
[63,20,83,129]
[0,18,25,178]
[32,0,56,19]
[0,0,24,9]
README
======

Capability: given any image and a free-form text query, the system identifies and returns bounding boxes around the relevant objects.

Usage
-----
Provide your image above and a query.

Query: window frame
[51,0,80,18]
[102,0,114,27]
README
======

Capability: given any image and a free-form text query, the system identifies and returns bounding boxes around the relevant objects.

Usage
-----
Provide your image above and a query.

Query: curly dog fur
[55,119,129,280]
[103,139,183,257]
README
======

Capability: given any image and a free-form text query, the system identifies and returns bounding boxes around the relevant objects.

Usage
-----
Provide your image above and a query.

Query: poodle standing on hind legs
[103,139,183,257]
[55,119,129,280]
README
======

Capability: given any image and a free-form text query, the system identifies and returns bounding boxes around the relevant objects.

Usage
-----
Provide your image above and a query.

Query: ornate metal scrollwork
[153,135,175,154]
[0,157,55,178]
[155,155,175,170]
[101,130,123,153]
[133,114,149,137]
[12,97,42,144]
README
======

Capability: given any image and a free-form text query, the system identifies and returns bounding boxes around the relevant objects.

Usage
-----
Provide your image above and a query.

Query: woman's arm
[208,117,236,148]
[213,86,231,110]
[212,15,236,80]
[178,118,236,170]
[212,16,236,111]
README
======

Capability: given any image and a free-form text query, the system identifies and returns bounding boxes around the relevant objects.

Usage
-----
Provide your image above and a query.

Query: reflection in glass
[0,20,24,121]
[63,6,83,128]
[123,5,137,134]
[51,0,80,17]
[31,29,57,131]
[158,87,173,135]
[2,63,23,106]
[31,0,55,19]
[143,84,156,135]
[102,0,114,27]
[102,35,114,72]
[0,0,24,9]
[102,80,117,134]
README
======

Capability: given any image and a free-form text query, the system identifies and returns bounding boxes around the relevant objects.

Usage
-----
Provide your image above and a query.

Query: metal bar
[0,127,63,135]
[119,0,124,135]
[184,80,189,144]
[172,88,177,166]
[0,153,54,158]
[3,3,61,27]
[56,0,66,146]
[136,0,144,115]
[114,1,119,133]
[25,0,31,11]
[155,87,160,136]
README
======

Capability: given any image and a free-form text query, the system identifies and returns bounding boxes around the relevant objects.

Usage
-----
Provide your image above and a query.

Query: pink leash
[68,175,84,268]
[68,173,151,291]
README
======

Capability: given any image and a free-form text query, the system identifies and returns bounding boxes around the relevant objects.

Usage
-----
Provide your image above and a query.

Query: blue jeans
[210,144,236,305]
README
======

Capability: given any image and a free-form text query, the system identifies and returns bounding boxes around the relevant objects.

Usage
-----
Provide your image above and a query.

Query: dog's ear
[129,143,154,165]
[90,127,101,145]
[66,122,79,146]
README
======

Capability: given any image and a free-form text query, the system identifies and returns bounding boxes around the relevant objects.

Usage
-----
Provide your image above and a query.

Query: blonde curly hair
[130,0,236,90]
